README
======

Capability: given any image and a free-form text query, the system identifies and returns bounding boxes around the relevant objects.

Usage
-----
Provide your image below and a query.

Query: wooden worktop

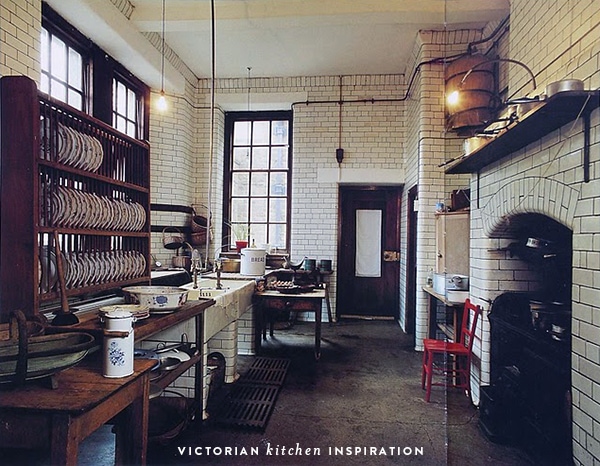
[0,358,156,413]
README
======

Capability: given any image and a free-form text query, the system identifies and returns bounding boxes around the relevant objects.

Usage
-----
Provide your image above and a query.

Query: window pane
[116,115,126,133]
[51,80,66,101]
[234,121,250,145]
[68,90,82,109]
[232,147,250,169]
[40,74,49,94]
[127,121,136,138]
[270,172,287,196]
[250,172,268,196]
[272,120,288,144]
[269,224,287,248]
[231,199,249,223]
[269,198,287,222]
[41,29,49,71]
[251,147,269,169]
[271,147,288,169]
[231,172,249,196]
[51,36,67,80]
[250,198,267,222]
[252,121,269,145]
[117,82,127,115]
[127,89,136,119]
[252,224,267,246]
[68,49,82,89]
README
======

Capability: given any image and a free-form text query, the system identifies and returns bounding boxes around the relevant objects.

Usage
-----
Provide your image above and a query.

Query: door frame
[404,185,418,341]
[336,184,402,319]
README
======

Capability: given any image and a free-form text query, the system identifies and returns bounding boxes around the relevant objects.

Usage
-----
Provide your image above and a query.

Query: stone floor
[4,320,542,465]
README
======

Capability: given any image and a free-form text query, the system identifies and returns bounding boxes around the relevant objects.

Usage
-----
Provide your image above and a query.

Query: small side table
[255,286,327,359]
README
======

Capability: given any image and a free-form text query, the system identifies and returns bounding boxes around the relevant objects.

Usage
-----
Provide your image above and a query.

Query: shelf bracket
[583,110,590,183]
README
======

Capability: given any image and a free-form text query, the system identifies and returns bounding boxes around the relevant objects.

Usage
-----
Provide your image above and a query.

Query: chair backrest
[459,298,482,353]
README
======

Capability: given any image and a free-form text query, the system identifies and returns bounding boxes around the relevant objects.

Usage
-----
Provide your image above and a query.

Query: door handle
[383,250,400,262]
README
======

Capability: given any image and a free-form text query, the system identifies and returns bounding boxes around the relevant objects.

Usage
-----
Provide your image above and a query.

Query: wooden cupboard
[435,211,469,276]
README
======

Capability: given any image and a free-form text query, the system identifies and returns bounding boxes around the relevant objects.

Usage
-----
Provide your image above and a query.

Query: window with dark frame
[113,76,143,140]
[40,24,88,112]
[41,4,149,141]
[224,111,293,251]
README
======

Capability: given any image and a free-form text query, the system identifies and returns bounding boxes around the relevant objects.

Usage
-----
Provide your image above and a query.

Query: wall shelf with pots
[445,90,600,176]
[0,76,151,322]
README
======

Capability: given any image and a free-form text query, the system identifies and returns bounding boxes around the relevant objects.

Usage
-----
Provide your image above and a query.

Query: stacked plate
[55,123,104,172]
[62,250,147,289]
[51,186,146,231]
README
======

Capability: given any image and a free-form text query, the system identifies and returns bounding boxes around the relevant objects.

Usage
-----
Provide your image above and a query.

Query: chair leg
[425,350,434,402]
[421,349,427,389]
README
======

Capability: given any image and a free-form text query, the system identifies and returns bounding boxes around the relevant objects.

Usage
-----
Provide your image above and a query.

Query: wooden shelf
[445,90,600,174]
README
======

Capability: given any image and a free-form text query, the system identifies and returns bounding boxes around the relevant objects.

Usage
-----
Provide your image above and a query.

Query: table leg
[325,286,334,324]
[114,373,149,465]
[50,413,79,466]
[314,301,322,360]
[427,294,436,339]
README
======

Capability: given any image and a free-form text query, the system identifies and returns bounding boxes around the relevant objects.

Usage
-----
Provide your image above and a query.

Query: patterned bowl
[122,286,188,312]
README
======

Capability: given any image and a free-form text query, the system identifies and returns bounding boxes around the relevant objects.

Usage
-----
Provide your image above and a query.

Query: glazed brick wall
[468,1,600,464]
[0,0,41,79]
[405,29,480,350]
[205,74,406,321]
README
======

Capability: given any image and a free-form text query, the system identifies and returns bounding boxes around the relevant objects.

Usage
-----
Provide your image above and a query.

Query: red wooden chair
[421,298,482,403]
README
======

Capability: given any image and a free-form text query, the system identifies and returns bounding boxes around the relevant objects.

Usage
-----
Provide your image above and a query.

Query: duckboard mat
[215,357,290,430]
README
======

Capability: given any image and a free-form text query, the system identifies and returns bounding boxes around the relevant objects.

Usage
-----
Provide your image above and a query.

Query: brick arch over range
[481,177,579,238]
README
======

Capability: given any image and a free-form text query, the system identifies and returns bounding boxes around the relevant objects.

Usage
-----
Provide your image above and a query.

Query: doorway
[337,186,402,319]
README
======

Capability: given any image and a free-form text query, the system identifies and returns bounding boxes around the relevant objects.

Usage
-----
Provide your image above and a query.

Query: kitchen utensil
[162,227,184,250]
[318,259,332,271]
[545,79,584,97]
[221,258,241,273]
[51,230,79,326]
[303,258,316,271]
[1,310,95,384]
[464,136,492,155]
[446,274,469,291]
[102,309,134,378]
[122,286,189,311]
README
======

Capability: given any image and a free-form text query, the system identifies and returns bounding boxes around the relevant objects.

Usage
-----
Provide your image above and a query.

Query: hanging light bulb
[157,0,167,111]
[157,90,167,111]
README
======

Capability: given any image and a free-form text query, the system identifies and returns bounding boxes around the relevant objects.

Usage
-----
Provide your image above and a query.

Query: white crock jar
[240,247,266,276]
[102,309,134,378]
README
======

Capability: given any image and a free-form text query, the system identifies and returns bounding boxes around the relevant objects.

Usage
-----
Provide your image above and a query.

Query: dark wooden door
[337,186,401,318]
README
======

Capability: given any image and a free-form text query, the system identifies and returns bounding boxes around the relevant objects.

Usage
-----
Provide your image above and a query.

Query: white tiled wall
[468,1,600,464]
[0,0,41,79]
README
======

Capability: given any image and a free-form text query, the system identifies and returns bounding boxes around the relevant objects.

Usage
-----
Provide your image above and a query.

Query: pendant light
[156,0,168,111]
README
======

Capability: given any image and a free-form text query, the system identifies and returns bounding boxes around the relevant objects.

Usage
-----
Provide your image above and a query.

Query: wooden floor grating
[215,357,290,430]
[243,357,290,385]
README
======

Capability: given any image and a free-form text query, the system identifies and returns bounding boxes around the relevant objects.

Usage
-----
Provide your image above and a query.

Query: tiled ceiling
[46,0,510,89]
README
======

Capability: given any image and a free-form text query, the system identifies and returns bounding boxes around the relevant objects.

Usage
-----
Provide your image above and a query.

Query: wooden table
[255,286,327,359]
[423,286,464,342]
[0,358,155,465]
